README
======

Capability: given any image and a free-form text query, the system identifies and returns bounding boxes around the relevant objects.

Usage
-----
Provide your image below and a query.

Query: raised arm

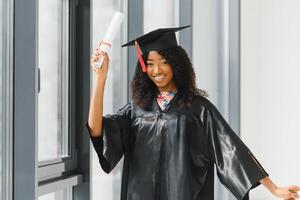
[88,49,109,137]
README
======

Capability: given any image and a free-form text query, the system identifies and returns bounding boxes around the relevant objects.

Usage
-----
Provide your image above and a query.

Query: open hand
[272,185,300,199]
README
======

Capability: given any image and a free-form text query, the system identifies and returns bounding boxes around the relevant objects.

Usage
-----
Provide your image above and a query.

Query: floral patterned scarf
[156,91,177,111]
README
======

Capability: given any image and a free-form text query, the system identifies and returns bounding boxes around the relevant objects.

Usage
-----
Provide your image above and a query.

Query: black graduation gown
[86,94,268,200]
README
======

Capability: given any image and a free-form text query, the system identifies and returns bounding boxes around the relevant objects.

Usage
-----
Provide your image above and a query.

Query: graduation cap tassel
[134,40,147,72]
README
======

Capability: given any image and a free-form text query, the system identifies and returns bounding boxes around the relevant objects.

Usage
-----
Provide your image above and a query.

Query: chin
[156,84,173,92]
[154,82,167,88]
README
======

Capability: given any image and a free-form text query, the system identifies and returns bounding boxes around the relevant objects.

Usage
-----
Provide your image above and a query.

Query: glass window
[38,0,69,162]
[39,188,71,200]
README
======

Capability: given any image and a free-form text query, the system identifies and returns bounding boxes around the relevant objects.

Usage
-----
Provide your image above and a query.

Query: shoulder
[115,102,132,117]
[189,95,224,121]
[117,102,148,118]
[190,94,215,111]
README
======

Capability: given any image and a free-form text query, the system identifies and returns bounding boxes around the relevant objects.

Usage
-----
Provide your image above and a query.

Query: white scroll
[95,11,125,68]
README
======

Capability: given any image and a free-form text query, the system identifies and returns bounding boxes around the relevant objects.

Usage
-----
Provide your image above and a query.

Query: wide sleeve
[86,103,133,174]
[203,100,268,200]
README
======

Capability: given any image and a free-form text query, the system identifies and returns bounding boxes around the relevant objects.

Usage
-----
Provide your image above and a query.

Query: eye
[162,60,168,64]
[147,63,153,66]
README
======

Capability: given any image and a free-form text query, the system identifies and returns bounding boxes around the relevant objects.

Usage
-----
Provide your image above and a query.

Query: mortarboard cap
[122,25,191,72]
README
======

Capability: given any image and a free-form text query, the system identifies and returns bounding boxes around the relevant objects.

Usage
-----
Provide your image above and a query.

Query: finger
[92,54,100,60]
[99,50,108,57]
[95,51,100,56]
[101,52,109,62]
[92,65,101,71]
[289,192,299,199]
[91,56,98,63]
[289,186,300,192]
[289,189,297,193]
[94,55,100,61]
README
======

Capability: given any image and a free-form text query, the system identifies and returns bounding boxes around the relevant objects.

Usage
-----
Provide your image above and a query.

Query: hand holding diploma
[91,49,109,79]
[93,11,124,69]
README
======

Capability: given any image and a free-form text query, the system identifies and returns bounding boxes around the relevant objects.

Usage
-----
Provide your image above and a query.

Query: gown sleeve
[203,99,268,200]
[86,103,132,174]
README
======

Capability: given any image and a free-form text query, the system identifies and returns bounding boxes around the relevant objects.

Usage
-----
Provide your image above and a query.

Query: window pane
[38,0,69,162]
[39,188,71,200]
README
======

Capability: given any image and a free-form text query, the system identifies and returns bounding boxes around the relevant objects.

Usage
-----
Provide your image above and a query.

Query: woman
[87,26,299,200]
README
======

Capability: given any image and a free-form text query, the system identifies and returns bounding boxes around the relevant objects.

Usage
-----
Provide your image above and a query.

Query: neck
[158,86,177,93]
[158,84,177,92]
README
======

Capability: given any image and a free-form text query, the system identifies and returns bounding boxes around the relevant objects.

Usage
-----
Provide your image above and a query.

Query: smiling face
[146,51,177,92]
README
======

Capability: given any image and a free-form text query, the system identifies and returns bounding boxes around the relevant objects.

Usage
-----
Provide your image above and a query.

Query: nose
[153,64,161,74]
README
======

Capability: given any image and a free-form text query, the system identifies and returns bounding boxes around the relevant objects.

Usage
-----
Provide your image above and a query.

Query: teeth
[153,75,165,81]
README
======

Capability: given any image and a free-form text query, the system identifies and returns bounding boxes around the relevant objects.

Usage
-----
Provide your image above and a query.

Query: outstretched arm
[260,176,300,199]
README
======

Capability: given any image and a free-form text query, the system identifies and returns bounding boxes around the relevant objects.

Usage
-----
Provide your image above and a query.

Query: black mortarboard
[122,25,191,72]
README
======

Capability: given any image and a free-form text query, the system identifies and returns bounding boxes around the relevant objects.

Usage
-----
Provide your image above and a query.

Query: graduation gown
[87,94,268,200]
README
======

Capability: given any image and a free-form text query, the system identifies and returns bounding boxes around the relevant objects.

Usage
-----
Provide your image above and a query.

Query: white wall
[143,0,178,33]
[241,0,300,199]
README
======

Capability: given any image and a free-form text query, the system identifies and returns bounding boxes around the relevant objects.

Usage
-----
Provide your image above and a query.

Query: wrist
[260,176,278,194]
[270,184,278,195]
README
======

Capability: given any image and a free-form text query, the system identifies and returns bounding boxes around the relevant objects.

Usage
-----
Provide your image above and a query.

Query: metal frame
[1,0,14,199]
[38,174,83,196]
[127,0,144,100]
[61,0,70,159]
[14,0,38,199]
[73,0,91,199]
[179,0,193,59]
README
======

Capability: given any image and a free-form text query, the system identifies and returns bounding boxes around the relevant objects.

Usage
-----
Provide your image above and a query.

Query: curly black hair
[131,45,208,110]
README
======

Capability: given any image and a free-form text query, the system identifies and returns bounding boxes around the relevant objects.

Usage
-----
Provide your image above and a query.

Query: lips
[153,75,165,82]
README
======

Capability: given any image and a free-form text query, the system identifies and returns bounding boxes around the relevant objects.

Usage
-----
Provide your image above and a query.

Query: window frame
[14,0,91,199]
[37,0,78,182]
[1,0,14,199]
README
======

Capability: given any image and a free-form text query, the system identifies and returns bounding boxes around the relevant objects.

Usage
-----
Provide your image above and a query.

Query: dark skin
[89,49,300,199]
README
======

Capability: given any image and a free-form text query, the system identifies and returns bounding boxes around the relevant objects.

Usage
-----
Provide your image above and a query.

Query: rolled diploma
[95,12,125,68]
